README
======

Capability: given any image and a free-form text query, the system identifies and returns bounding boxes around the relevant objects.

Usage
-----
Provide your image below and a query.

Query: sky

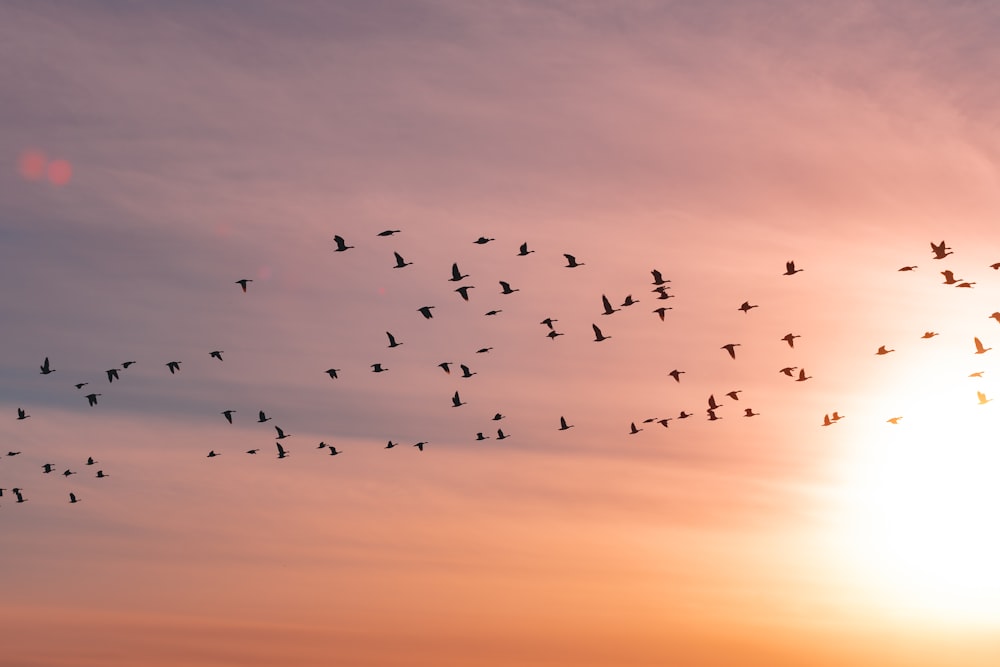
[3,1,1000,665]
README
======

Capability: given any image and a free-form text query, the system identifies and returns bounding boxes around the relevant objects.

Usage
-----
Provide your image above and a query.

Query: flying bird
[558,416,574,430]
[333,235,354,252]
[887,417,903,424]
[413,441,427,451]
[235,279,252,292]
[970,371,985,378]
[275,425,290,439]
[629,422,642,434]
[276,442,289,458]
[475,432,489,441]
[653,307,672,321]
[206,450,220,458]
[876,345,894,355]
[418,306,436,319]
[106,368,120,382]
[783,260,803,275]
[40,357,54,374]
[743,408,759,417]
[451,391,466,407]
[459,364,476,378]
[96,470,109,477]
[86,457,96,465]
[796,369,812,381]
[386,331,401,348]
[496,429,510,440]
[473,236,494,244]
[85,393,101,406]
[547,330,564,340]
[74,382,88,389]
[166,361,181,374]
[476,347,493,353]
[678,411,693,419]
[930,240,952,259]
[600,295,620,315]
[449,263,469,281]
[707,409,721,421]
[781,333,800,348]
[392,252,412,268]
[210,350,224,361]
[69,492,79,504]
[455,285,474,301]
[221,410,235,424]
[592,324,610,342]
[921,331,938,339]
[325,368,340,379]
[974,337,991,354]
[726,390,742,400]
[385,441,398,449]
[563,254,584,268]
[377,229,401,236]
[721,343,741,359]
[42,463,55,473]
[668,370,684,382]
[16,408,29,420]
[12,488,25,503]
[991,312,1000,325]
[621,295,639,307]
[651,269,669,286]
[484,309,503,316]
[327,446,341,456]
[822,414,834,426]
[492,413,505,421]
[977,391,992,405]
[738,301,758,313]
[517,242,534,256]
[257,410,271,423]
[707,394,722,410]
[499,280,519,294]
[245,449,259,455]
[780,367,798,377]
[122,361,136,368]
[941,270,962,285]
[438,362,453,374]
[898,266,917,271]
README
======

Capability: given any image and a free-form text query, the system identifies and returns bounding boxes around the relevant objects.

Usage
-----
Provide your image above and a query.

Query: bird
[392,251,412,268]
[385,441,398,449]
[122,360,136,368]
[85,393,101,406]
[781,333,800,348]
[738,301,758,313]
[970,371,985,378]
[12,488,26,503]
[977,391,992,405]
[541,318,558,330]
[377,229,401,236]
[726,390,742,400]
[822,414,834,426]
[678,411,693,419]
[275,425,290,439]
[707,409,721,421]
[475,432,489,441]
[499,280,519,294]
[473,236,494,244]
[333,235,353,252]
[831,412,844,421]
[235,279,252,292]
[327,446,341,456]
[276,442,289,458]
[783,260,803,275]
[257,410,271,423]
[921,331,938,339]
[743,408,759,417]
[517,242,534,256]
[547,330,564,340]
[221,410,235,424]
[106,368,120,382]
[317,440,328,448]
[721,343,741,359]
[386,331,402,348]
[206,450,220,458]
[652,285,672,297]
[941,270,962,285]
[449,263,468,281]
[166,361,181,374]
[96,470,109,477]
[621,294,639,307]
[418,306,435,319]
[438,362,453,374]
[492,413,505,421]
[653,307,672,321]
[992,263,1000,270]
[496,429,509,440]
[887,417,903,424]
[600,295,620,315]
[484,309,503,316]
[245,450,259,455]
[876,345,894,355]
[957,282,976,288]
[371,363,388,373]
[455,285,474,301]
[459,364,476,378]
[651,269,669,286]
[629,422,642,434]
[42,463,55,473]
[991,312,1000,325]
[563,254,584,268]
[974,337,991,354]
[592,324,610,342]
[476,347,493,353]
[40,357,54,374]
[325,368,340,379]
[451,391,466,407]
[86,457,96,465]
[779,367,798,377]
[413,441,427,451]
[69,492,79,504]
[707,395,722,411]
[74,382,88,389]
[7,451,21,457]
[16,408,29,420]
[930,240,952,259]
[898,266,917,271]
[210,350,224,361]
[656,418,672,427]
[796,369,812,381]
[669,369,685,383]
[558,416,574,430]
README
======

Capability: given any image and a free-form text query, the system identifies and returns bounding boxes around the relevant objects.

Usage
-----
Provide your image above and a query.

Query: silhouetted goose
[275,425,290,439]
[276,442,289,458]
[517,242,534,256]
[16,408,28,420]
[931,240,952,259]
[327,446,340,456]
[373,364,394,374]
[941,270,962,285]
[678,411,693,419]
[668,370,684,382]
[418,306,435,319]
[977,391,992,405]
[476,347,493,353]
[497,281,518,295]
[970,371,985,378]
[783,260,803,276]
[235,279,252,292]
[653,307,672,321]
[822,414,834,426]
[438,362,453,374]
[392,252,412,268]
[257,410,271,423]
[122,361,136,368]
[496,429,510,440]
[40,357,54,375]
[460,364,476,378]
[921,331,938,339]
[386,331,401,348]
[974,337,991,354]
[69,492,78,504]
[540,318,558,329]
[325,368,340,379]
[621,295,639,307]
[780,367,798,377]
[484,309,502,316]
[85,393,101,406]
[563,254,584,268]
[642,417,658,424]
[166,361,181,374]
[206,450,220,458]
[781,333,800,348]
[651,269,669,286]
[13,488,25,503]
[413,441,427,451]
[721,343,741,359]
[707,395,722,410]
[106,368,120,382]
[707,409,721,421]
[476,432,489,441]
[449,263,468,281]
[210,350,224,361]
[42,463,55,473]
[245,449,259,455]
[221,410,235,424]
[991,313,1000,325]
[652,288,672,301]
[876,345,894,355]
[385,440,397,449]
[796,369,812,381]
[492,413,505,421]
[333,235,353,252]
[898,266,917,271]
[600,295,620,315]
[378,229,401,236]
[629,422,642,434]
[75,382,88,389]
[726,390,742,400]
[592,324,610,341]
[743,408,759,417]
[451,391,466,407]
[957,282,976,288]
[86,457,96,465]
[474,236,494,244]
[831,412,844,422]
[455,285,474,301]
[738,301,758,313]
[547,330,564,340]
[887,416,902,424]
[96,470,109,477]
[558,416,574,430]
[7,451,21,457]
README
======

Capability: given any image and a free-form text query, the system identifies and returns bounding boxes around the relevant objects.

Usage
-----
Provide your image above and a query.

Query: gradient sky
[4,2,1000,665]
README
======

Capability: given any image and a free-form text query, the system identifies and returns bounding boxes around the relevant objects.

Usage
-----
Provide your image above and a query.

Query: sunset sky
[4,2,1000,665]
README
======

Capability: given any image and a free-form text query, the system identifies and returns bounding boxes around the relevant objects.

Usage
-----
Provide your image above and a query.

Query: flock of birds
[4,236,998,508]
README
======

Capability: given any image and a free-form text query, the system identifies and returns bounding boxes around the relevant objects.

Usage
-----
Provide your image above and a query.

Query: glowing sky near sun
[3,2,1000,665]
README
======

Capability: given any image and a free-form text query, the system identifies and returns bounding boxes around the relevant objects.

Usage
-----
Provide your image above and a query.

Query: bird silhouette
[629,422,642,434]
[678,411,693,419]
[547,330,564,340]
[831,412,844,421]
[327,446,341,456]
[42,463,55,473]
[85,393,101,406]
[558,416,574,430]
[499,280,519,295]
[957,282,976,288]
[7,451,21,457]
[392,252,412,268]
[669,370,684,382]
[592,324,610,342]
[333,235,354,252]
[796,369,812,381]
[74,382,88,389]
[210,350,224,361]
[492,413,505,421]
[517,242,534,256]
[451,391,466,407]
[325,368,340,379]
[977,391,992,405]
[475,432,489,441]
[941,270,962,285]
[418,306,435,319]
[992,263,1000,270]
[738,301,758,313]
[822,414,834,426]
[653,307,672,321]
[377,229,401,236]
[563,254,584,268]
[13,488,26,503]
[496,429,509,440]
[721,343,741,359]
[166,361,181,374]
[651,269,669,286]
[257,410,271,423]
[726,390,742,400]
[106,368,120,382]
[743,408,759,417]
[235,279,252,292]
[621,295,639,307]
[707,409,721,421]
[86,457,96,465]
[438,362,453,374]
[40,357,54,375]
[275,425,290,439]
[473,236,494,244]
[245,449,259,455]
[707,395,722,410]
[385,440,397,449]
[970,371,985,378]
[975,337,991,354]
[898,266,917,271]
[887,417,903,424]
[476,347,493,353]
[931,240,952,259]
[459,364,476,378]
[783,260,803,275]
[921,331,938,339]
[16,408,29,420]
[600,295,620,315]
[991,312,1000,325]
[781,333,800,348]
[449,263,468,281]
[276,442,289,458]
[69,492,79,504]
[206,450,220,458]
[656,418,672,427]
[780,367,798,377]
[96,470,109,477]
[121,360,136,368]
[413,441,427,451]
[484,309,502,316]
[876,345,894,355]
[540,318,558,329]
[386,331,402,348]
[455,285,474,301]
[221,410,235,424]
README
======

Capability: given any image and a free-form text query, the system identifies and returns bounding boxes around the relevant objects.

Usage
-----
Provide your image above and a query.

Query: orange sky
[3,2,1000,665]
